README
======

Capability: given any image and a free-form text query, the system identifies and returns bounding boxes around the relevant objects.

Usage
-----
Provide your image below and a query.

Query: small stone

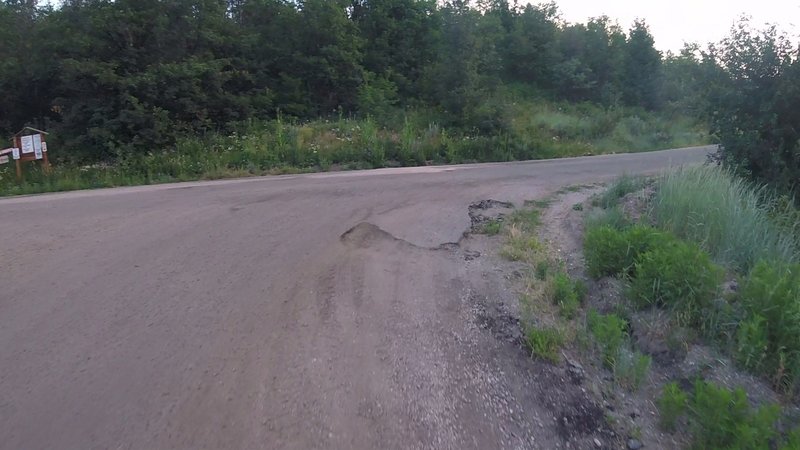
[594,438,602,447]
[627,438,643,450]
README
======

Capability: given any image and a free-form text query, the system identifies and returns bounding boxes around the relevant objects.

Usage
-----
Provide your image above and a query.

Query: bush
[584,225,630,278]
[738,261,800,393]
[587,310,627,368]
[525,326,564,363]
[583,224,671,279]
[630,239,723,326]
[659,381,790,449]
[657,382,687,431]
[690,381,781,450]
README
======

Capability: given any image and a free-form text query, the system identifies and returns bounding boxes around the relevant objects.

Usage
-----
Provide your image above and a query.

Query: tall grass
[649,166,799,272]
[1,99,709,197]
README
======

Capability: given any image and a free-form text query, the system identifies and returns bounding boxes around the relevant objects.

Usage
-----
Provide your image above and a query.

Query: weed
[594,174,647,209]
[553,272,580,319]
[535,260,550,281]
[585,206,630,231]
[613,349,652,390]
[587,310,627,368]
[690,381,781,450]
[583,224,668,279]
[738,261,800,393]
[584,225,631,278]
[525,326,564,363]
[657,382,688,431]
[630,239,723,326]
[500,224,542,262]
[572,202,583,211]
[508,208,542,233]
[480,219,503,236]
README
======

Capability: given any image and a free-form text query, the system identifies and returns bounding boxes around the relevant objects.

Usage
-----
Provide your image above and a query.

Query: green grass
[593,174,647,209]
[1,99,708,197]
[649,166,799,273]
[630,238,723,327]
[478,219,503,236]
[587,310,628,368]
[525,326,564,363]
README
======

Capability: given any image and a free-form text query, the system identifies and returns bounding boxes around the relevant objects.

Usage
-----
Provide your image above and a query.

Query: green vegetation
[479,219,503,236]
[587,310,651,390]
[593,174,647,209]
[587,310,627,367]
[630,239,723,326]
[650,166,799,272]
[613,349,652,391]
[737,262,800,393]
[583,224,670,279]
[552,272,585,319]
[657,381,799,450]
[657,382,687,431]
[0,0,721,196]
[524,326,564,363]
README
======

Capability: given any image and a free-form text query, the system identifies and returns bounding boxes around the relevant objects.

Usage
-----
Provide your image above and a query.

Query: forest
[0,0,797,195]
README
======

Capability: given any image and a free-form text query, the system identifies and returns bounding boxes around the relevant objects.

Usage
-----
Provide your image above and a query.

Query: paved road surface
[0,147,710,450]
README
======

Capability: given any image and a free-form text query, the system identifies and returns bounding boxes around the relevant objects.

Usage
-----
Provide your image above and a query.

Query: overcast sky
[550,0,800,53]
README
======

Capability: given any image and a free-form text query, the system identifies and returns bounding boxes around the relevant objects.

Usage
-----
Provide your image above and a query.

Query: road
[0,147,710,450]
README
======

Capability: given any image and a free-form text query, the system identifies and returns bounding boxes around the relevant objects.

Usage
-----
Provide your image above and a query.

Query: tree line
[0,0,797,193]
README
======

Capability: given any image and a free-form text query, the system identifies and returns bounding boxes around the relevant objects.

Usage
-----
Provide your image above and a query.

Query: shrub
[657,382,687,431]
[587,310,627,367]
[630,239,723,326]
[583,224,671,279]
[690,381,780,450]
[525,326,564,363]
[584,225,630,278]
[738,261,800,393]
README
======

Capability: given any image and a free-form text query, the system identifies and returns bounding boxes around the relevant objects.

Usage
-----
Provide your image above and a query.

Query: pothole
[468,200,514,233]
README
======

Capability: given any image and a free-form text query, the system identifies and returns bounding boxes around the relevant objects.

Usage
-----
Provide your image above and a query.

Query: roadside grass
[592,174,647,209]
[585,170,800,446]
[649,165,799,273]
[477,219,504,236]
[656,381,799,450]
[587,309,652,390]
[0,99,709,197]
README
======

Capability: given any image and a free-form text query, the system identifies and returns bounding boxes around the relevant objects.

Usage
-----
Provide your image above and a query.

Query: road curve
[0,147,711,450]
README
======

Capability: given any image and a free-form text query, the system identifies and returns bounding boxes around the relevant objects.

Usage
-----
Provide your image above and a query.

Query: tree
[622,20,662,109]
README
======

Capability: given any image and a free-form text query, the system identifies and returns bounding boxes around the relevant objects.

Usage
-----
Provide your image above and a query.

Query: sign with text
[33,134,43,160]
[21,135,34,154]
[12,147,20,160]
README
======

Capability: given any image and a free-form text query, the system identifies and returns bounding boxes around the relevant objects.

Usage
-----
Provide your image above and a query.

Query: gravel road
[0,147,711,450]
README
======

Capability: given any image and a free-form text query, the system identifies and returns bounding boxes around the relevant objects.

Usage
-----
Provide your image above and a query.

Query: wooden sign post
[10,127,50,182]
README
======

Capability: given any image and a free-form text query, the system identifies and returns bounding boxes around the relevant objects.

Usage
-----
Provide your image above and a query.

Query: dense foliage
[1,0,676,162]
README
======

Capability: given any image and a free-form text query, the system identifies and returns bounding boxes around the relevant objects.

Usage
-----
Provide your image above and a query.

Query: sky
[549,0,800,53]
